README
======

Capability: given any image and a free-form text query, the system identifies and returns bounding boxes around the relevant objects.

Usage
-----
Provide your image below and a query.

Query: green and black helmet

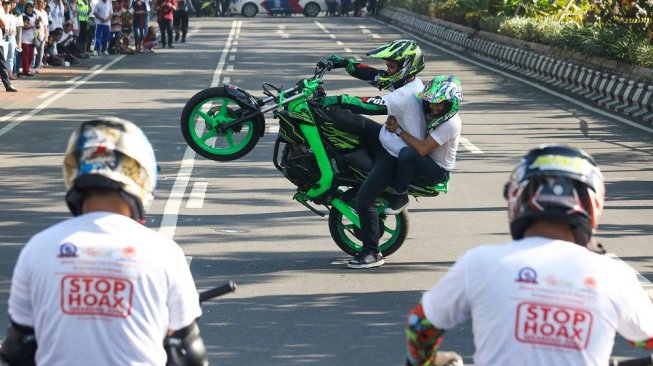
[366,39,425,90]
[417,75,463,130]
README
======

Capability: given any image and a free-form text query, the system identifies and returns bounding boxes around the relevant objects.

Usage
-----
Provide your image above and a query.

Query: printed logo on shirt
[515,302,593,349]
[58,242,78,258]
[515,267,538,284]
[61,275,133,318]
[360,97,386,106]
[584,277,597,290]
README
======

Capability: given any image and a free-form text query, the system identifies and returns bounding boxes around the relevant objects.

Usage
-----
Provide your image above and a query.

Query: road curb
[378,7,653,126]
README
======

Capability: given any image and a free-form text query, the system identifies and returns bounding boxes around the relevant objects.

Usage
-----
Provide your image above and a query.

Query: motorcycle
[179,61,450,257]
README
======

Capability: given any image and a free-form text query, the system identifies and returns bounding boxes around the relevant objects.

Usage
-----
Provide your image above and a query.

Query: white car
[230,0,326,17]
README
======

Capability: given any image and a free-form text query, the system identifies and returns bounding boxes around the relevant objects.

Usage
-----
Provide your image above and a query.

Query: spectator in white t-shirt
[0,117,208,366]
[405,144,653,366]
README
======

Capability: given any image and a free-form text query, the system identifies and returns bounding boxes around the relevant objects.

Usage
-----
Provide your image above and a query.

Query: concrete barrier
[378,7,653,126]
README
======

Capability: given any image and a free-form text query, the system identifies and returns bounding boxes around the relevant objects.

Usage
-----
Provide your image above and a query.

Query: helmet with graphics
[366,39,425,90]
[504,144,605,246]
[417,75,463,130]
[63,117,158,222]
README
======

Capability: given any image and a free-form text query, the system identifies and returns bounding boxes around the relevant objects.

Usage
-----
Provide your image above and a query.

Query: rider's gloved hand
[434,351,463,366]
[327,55,348,69]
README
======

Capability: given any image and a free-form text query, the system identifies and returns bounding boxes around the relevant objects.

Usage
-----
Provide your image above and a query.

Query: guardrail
[378,6,653,125]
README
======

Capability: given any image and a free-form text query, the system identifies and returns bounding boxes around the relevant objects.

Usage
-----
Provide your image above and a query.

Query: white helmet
[63,117,157,222]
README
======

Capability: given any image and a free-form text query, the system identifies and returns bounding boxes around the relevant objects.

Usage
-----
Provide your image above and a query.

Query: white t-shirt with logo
[427,113,461,171]
[8,212,202,366]
[422,236,653,366]
[378,78,425,157]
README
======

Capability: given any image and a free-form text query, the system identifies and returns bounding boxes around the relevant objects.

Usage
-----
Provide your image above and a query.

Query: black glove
[327,54,348,69]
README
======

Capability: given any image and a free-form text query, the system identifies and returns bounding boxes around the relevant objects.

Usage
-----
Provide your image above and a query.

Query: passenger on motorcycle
[384,75,462,215]
[0,118,208,366]
[323,39,426,269]
[405,144,653,366]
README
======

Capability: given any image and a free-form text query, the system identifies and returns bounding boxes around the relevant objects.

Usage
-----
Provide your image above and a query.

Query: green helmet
[366,40,425,90]
[418,75,463,130]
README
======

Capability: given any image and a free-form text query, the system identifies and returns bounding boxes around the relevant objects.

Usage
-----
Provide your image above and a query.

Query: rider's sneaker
[347,250,384,269]
[383,194,409,215]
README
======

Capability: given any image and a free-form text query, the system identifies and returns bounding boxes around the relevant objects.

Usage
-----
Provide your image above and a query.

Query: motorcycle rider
[384,75,462,215]
[405,144,653,365]
[322,39,426,268]
[1,117,208,366]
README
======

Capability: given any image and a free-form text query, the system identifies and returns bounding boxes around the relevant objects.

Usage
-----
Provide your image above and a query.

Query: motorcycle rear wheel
[181,87,264,161]
[328,190,408,257]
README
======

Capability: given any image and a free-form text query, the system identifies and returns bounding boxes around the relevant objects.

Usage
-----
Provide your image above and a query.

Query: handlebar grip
[610,355,653,366]
[198,281,237,303]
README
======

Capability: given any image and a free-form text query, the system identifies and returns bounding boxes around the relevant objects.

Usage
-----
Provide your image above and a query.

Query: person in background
[19,4,37,77]
[172,0,191,43]
[140,23,156,52]
[155,0,174,48]
[33,0,49,71]
[91,0,111,55]
[340,0,350,16]
[405,144,653,366]
[3,0,18,80]
[0,0,17,91]
[131,0,146,52]
[108,0,124,53]
[12,4,22,78]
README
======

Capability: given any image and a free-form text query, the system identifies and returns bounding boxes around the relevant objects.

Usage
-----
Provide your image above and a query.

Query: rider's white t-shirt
[422,236,653,366]
[427,113,461,171]
[378,78,425,157]
[8,212,202,366]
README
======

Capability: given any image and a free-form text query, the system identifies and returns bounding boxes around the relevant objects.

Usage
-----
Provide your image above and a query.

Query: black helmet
[504,144,605,246]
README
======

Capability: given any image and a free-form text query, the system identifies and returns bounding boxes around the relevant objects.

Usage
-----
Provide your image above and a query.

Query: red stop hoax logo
[515,302,593,349]
[61,275,134,318]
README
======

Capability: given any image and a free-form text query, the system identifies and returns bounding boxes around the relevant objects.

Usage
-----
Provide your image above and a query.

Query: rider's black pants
[394,146,449,194]
[356,120,397,254]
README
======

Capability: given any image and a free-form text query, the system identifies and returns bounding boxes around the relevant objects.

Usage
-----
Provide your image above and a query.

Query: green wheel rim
[187,96,256,155]
[337,215,401,252]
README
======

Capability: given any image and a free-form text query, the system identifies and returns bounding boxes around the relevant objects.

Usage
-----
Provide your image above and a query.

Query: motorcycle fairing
[223,84,261,111]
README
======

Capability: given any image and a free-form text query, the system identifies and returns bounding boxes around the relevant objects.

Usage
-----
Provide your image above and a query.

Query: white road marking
[460,137,483,154]
[268,125,280,133]
[336,41,343,46]
[608,253,653,300]
[229,55,235,61]
[186,182,208,208]
[344,48,352,53]
[37,90,56,99]
[223,76,230,84]
[159,20,241,239]
[0,56,125,138]
[0,111,19,122]
[329,34,336,39]
[227,65,234,72]
[379,19,653,134]
[65,76,82,84]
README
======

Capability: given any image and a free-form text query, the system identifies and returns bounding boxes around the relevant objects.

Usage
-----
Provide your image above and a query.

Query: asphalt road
[0,15,652,365]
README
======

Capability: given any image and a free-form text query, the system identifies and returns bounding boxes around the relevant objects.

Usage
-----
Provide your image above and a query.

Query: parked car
[230,0,325,17]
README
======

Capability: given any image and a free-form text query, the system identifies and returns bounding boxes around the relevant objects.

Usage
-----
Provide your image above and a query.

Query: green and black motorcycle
[180,61,450,257]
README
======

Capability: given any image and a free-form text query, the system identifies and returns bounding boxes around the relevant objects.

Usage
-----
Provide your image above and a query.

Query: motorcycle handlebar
[610,355,653,366]
[198,281,237,303]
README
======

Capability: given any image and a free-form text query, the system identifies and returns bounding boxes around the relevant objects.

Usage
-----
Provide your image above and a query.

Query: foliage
[380,0,652,67]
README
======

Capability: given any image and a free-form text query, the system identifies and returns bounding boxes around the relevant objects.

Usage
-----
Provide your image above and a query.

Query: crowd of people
[0,0,197,92]
[325,0,376,17]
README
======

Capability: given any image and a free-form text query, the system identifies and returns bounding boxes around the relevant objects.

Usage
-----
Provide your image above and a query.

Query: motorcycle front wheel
[181,87,265,161]
[328,190,408,257]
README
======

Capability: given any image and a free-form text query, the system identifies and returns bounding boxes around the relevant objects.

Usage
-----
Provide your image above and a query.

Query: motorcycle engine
[280,143,321,191]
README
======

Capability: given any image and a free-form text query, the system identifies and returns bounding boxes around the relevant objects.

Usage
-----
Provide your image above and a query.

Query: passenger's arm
[386,116,440,156]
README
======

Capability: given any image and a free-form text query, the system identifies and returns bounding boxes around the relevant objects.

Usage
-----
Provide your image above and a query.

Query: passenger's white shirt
[427,113,461,171]
[9,212,202,366]
[378,77,425,157]
[422,237,653,366]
